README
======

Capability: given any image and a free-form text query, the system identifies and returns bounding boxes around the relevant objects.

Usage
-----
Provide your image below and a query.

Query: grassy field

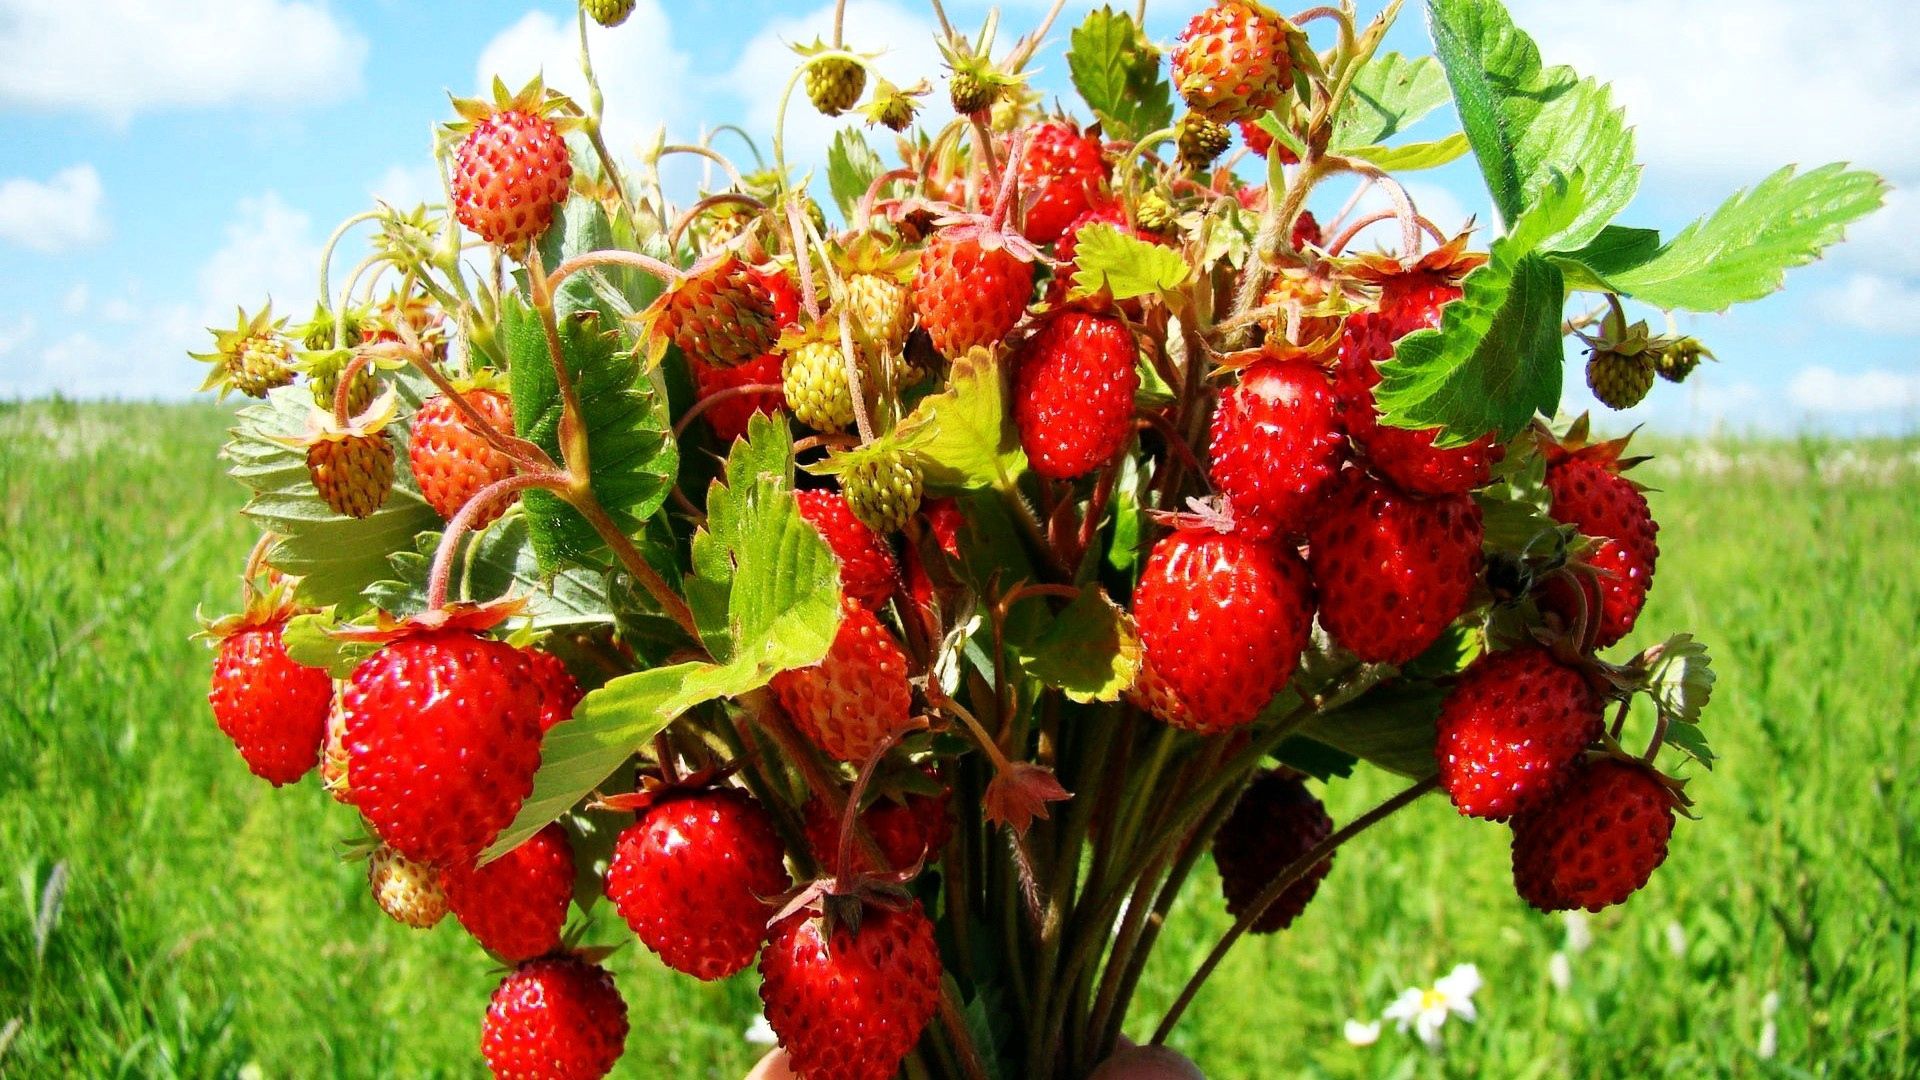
[1,400,1914,1078]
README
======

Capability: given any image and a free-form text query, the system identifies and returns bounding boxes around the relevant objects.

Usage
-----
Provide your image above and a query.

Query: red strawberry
[1542,439,1659,648]
[1308,472,1483,666]
[206,616,332,785]
[1291,209,1321,251]
[1211,770,1334,933]
[448,80,574,251]
[770,598,915,762]
[1334,313,1502,496]
[1018,120,1109,245]
[1132,529,1315,733]
[604,787,791,980]
[689,267,800,441]
[441,823,575,962]
[1208,358,1346,535]
[1435,647,1605,820]
[911,230,1035,357]
[481,956,629,1080]
[640,255,782,368]
[759,900,942,1080]
[801,774,953,875]
[922,497,965,559]
[409,389,517,525]
[1347,236,1487,340]
[523,647,583,733]
[796,489,900,612]
[342,629,543,866]
[1013,311,1140,479]
[1172,0,1300,123]
[1511,758,1675,912]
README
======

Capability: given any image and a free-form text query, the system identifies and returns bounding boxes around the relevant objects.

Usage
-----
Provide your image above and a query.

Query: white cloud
[196,193,323,314]
[1818,273,1920,335]
[0,0,366,123]
[1833,185,1918,275]
[0,314,35,356]
[1510,0,1920,181]
[729,1,951,171]
[369,163,444,211]
[476,4,692,156]
[0,166,108,253]
[1787,366,1920,415]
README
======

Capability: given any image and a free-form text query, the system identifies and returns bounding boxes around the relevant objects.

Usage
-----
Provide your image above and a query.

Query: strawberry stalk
[425,471,569,611]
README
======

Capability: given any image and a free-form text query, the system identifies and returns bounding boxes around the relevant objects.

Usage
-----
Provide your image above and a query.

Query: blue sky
[1,0,1915,433]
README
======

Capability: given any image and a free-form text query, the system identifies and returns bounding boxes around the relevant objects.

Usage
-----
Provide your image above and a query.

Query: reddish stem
[672,383,784,439]
[426,471,569,611]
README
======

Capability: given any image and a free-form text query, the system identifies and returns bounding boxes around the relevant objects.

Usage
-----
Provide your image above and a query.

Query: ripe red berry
[1018,120,1109,245]
[770,598,915,762]
[801,775,953,876]
[1435,647,1605,820]
[647,255,783,369]
[1211,770,1334,933]
[409,390,517,525]
[207,617,332,786]
[1013,311,1140,479]
[1172,0,1299,123]
[759,901,942,1080]
[1511,758,1675,912]
[1208,358,1346,535]
[1133,529,1315,733]
[441,823,575,962]
[1378,269,1464,338]
[912,231,1035,357]
[1308,472,1483,666]
[1334,312,1501,496]
[522,647,583,733]
[604,788,791,980]
[1542,446,1660,647]
[342,629,544,866]
[688,267,800,441]
[481,956,629,1080]
[451,106,572,251]
[795,489,900,612]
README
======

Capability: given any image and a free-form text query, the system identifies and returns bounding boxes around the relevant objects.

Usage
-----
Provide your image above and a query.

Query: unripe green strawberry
[848,273,913,360]
[1587,349,1655,409]
[949,69,995,115]
[783,338,855,432]
[581,0,635,28]
[1655,336,1711,383]
[193,305,297,399]
[307,432,394,519]
[806,56,867,117]
[301,350,377,417]
[368,845,448,929]
[842,449,924,535]
[1176,114,1230,171]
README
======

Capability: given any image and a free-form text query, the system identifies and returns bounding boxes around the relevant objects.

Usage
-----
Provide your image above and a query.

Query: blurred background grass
[0,401,1913,1078]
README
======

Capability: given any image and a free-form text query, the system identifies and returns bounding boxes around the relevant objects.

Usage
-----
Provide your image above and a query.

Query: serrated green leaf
[827,128,885,224]
[533,196,644,326]
[1071,223,1189,301]
[1271,736,1358,781]
[1552,224,1661,292]
[1331,52,1450,149]
[1376,241,1566,444]
[895,348,1027,491]
[1647,633,1716,728]
[363,513,611,629]
[225,370,441,613]
[282,610,375,678]
[1295,682,1444,778]
[1015,588,1140,703]
[686,414,843,668]
[1343,132,1470,172]
[1066,7,1173,143]
[1426,0,1638,251]
[1604,164,1887,311]
[504,296,676,570]
[1664,721,1716,770]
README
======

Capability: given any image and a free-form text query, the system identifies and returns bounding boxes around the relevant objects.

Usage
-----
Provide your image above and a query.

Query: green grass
[0,401,1914,1078]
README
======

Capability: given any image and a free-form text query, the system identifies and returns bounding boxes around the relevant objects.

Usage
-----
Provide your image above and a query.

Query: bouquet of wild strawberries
[193,0,1880,1076]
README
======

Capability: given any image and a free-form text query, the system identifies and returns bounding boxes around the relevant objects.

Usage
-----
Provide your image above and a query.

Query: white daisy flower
[1383,963,1482,1049]
[1343,1018,1382,1046]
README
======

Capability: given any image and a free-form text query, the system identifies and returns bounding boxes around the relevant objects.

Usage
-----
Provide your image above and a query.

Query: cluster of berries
[194,1,1722,1075]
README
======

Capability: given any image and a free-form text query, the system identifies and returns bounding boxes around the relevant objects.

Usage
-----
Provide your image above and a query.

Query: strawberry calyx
[442,75,583,141]
[589,764,746,818]
[1342,229,1487,284]
[329,598,528,646]
[195,574,303,642]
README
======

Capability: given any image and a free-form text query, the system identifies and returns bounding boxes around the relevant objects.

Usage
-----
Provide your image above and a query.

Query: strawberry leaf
[1645,633,1716,729]
[1066,7,1172,143]
[1375,239,1566,444]
[1552,224,1661,292]
[827,128,885,224]
[282,610,376,678]
[1014,587,1141,704]
[504,297,676,571]
[1070,223,1189,301]
[364,513,612,629]
[1343,132,1470,172]
[1426,0,1638,251]
[1602,164,1887,311]
[224,368,440,613]
[895,347,1028,492]
[1295,682,1445,779]
[1330,52,1450,149]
